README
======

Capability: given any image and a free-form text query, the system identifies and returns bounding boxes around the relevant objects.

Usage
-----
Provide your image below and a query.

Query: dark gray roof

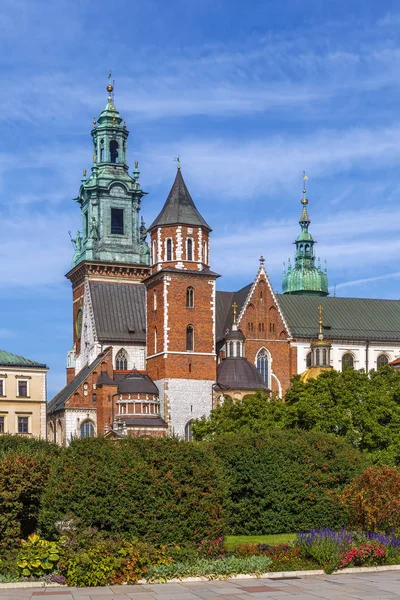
[47,350,110,414]
[121,417,168,428]
[96,372,118,386]
[216,357,269,391]
[90,281,146,343]
[115,372,159,395]
[276,295,400,341]
[148,169,211,231]
[216,284,252,342]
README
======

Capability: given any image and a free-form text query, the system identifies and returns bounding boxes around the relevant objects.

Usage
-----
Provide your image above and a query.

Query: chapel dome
[216,357,269,391]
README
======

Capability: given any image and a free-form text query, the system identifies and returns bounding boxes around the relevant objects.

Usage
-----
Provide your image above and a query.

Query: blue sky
[2,0,400,397]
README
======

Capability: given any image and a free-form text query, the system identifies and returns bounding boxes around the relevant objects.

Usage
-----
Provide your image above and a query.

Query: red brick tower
[144,167,218,438]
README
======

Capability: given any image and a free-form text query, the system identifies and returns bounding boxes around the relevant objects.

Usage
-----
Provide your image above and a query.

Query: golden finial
[93,117,97,125]
[93,155,97,163]
[123,121,127,129]
[318,304,323,339]
[232,301,238,324]
[135,161,139,168]
[112,116,116,124]
[301,171,308,206]
[173,156,181,169]
[107,70,113,93]
[83,169,87,177]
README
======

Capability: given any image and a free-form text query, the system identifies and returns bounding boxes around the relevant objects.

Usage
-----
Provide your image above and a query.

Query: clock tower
[65,79,151,381]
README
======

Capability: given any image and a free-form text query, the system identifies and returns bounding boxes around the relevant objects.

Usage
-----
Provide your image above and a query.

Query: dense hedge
[38,437,227,544]
[209,430,370,534]
[0,437,59,551]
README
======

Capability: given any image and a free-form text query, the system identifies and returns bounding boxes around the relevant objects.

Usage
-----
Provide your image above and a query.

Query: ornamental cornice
[66,261,150,286]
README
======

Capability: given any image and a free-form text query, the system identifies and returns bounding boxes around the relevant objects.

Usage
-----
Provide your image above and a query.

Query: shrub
[296,528,353,573]
[146,555,273,582]
[340,542,386,569]
[209,430,368,534]
[0,450,55,551]
[39,437,227,545]
[16,534,61,577]
[339,466,400,532]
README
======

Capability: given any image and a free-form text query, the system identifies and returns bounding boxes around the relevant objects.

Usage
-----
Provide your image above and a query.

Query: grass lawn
[225,533,296,550]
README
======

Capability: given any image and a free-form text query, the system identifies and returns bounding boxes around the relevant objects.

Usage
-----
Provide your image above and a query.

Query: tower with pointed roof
[65,77,151,378]
[282,173,328,296]
[144,166,218,438]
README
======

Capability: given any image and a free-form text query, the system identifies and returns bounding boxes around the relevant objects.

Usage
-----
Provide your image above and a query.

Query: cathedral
[47,83,400,444]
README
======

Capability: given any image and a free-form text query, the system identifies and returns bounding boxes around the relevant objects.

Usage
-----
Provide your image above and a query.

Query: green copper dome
[282,174,328,297]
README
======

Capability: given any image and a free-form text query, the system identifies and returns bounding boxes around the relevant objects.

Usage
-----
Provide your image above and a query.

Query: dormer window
[110,140,119,163]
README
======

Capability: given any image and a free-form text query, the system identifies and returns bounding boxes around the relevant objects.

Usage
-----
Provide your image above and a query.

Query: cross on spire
[318,304,324,339]
[232,301,238,324]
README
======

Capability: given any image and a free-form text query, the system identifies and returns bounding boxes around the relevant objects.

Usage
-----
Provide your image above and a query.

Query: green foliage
[16,534,61,577]
[0,435,59,458]
[0,450,55,551]
[39,437,227,545]
[339,466,400,532]
[192,392,285,441]
[146,555,273,582]
[210,430,369,534]
[60,537,124,587]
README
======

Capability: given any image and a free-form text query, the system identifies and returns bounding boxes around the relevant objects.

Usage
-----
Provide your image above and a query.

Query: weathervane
[302,171,308,206]
[107,70,115,105]
[173,156,181,169]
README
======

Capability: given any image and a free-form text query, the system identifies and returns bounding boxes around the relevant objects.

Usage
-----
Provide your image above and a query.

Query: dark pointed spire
[149,168,211,231]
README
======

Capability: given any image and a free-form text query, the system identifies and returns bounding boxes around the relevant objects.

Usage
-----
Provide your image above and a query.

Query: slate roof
[90,282,146,343]
[276,295,400,342]
[148,169,211,231]
[216,357,269,391]
[47,350,110,415]
[122,417,168,428]
[0,350,47,369]
[216,284,252,342]
[114,372,159,395]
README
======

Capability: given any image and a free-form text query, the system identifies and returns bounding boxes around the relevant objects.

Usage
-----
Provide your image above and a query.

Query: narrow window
[111,208,124,234]
[154,328,157,354]
[152,239,157,263]
[261,322,265,332]
[322,348,327,365]
[186,286,194,308]
[185,420,193,442]
[115,348,128,370]
[187,238,193,261]
[188,363,192,373]
[342,353,354,371]
[186,325,194,351]
[377,354,389,369]
[18,381,28,397]
[154,290,157,310]
[84,212,89,238]
[18,416,29,434]
[80,421,94,438]
[0,380,3,396]
[0,416,4,433]
[92,393,97,403]
[315,349,321,366]
[236,342,241,357]
[110,140,119,163]
[269,322,275,333]
[166,238,172,261]
[100,139,104,162]
[256,349,269,385]
[229,341,234,357]
[306,351,312,368]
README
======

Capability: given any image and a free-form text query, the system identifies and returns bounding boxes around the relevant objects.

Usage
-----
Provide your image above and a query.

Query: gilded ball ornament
[107,84,113,92]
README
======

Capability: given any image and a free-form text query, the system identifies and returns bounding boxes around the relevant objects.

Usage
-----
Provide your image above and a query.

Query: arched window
[203,240,208,264]
[185,420,193,442]
[154,328,157,354]
[186,286,194,308]
[187,238,193,261]
[377,354,389,369]
[166,238,172,261]
[306,351,312,368]
[100,139,104,162]
[110,140,119,163]
[80,421,95,438]
[256,349,269,384]
[186,325,194,351]
[342,353,354,371]
[152,240,157,263]
[315,349,321,366]
[115,348,128,370]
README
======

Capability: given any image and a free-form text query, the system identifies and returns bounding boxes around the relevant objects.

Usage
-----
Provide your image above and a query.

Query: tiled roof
[90,281,146,343]
[276,295,400,341]
[148,169,211,231]
[47,350,110,414]
[0,349,47,369]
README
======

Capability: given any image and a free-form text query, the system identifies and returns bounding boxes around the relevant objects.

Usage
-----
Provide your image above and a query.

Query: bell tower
[144,166,218,438]
[65,76,151,379]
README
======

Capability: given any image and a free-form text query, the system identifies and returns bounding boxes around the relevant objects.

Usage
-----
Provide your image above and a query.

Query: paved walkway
[1,571,400,599]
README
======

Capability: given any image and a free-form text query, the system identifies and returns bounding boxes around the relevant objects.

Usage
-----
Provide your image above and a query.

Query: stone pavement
[1,571,400,600]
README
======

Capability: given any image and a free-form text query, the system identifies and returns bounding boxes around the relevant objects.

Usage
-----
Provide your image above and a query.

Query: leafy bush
[0,450,55,551]
[146,555,273,582]
[210,430,368,534]
[0,435,58,458]
[340,542,386,568]
[339,466,400,532]
[16,534,61,577]
[232,543,319,571]
[296,528,353,573]
[39,437,227,545]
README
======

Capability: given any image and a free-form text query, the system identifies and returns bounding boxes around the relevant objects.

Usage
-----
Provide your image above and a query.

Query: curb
[1,564,400,589]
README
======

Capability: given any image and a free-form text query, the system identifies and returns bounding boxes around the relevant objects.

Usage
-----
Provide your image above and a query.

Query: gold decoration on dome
[318,304,323,338]
[301,171,308,205]
[232,301,238,324]
[93,117,97,125]
[83,169,87,176]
